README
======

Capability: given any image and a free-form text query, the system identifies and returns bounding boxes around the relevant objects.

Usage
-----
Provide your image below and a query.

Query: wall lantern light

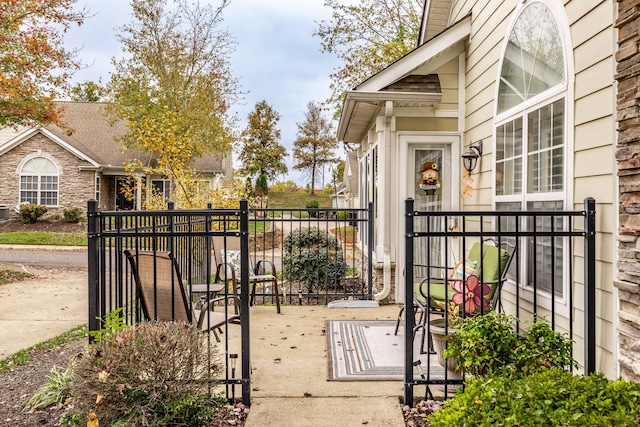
[461,140,483,175]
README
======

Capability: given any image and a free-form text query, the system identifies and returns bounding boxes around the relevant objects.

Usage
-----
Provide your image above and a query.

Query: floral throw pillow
[449,259,477,280]
[220,250,241,275]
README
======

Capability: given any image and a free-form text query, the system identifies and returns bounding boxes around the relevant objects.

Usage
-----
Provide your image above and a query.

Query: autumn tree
[237,100,288,182]
[292,101,338,193]
[70,80,104,102]
[315,0,423,117]
[105,0,239,209]
[0,0,87,128]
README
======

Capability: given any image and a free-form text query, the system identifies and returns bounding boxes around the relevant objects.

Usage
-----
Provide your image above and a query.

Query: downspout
[375,100,394,301]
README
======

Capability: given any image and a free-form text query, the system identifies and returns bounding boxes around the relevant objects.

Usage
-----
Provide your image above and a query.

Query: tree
[237,100,288,181]
[70,80,104,102]
[315,0,423,118]
[104,0,239,209]
[0,0,87,128]
[292,101,338,193]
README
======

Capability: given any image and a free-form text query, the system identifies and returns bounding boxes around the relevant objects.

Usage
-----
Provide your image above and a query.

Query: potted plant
[430,274,491,371]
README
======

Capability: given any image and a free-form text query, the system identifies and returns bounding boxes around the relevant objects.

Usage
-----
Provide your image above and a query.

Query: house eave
[338,91,442,143]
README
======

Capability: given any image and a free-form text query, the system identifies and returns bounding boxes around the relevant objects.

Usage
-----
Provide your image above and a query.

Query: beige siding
[396,117,457,132]
[446,0,616,378]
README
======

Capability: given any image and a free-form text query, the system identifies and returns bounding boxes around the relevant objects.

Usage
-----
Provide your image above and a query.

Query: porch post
[584,197,596,374]
[404,198,415,404]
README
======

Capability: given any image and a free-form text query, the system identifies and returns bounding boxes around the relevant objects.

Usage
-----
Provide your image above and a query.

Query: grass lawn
[0,231,87,247]
[267,192,331,209]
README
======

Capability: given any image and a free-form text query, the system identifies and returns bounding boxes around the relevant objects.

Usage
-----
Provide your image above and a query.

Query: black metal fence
[86,199,373,405]
[402,198,597,404]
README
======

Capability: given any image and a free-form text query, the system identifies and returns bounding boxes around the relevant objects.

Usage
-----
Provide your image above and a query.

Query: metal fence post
[87,199,99,341]
[584,197,596,374]
[404,198,415,405]
[368,202,374,299]
[239,198,251,405]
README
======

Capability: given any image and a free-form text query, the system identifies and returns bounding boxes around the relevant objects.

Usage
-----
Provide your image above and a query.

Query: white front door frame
[395,132,461,303]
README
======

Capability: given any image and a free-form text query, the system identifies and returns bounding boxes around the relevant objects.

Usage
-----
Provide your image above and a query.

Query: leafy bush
[68,321,224,426]
[443,311,576,377]
[19,203,48,224]
[337,210,349,220]
[63,207,84,223]
[282,227,347,291]
[429,369,640,426]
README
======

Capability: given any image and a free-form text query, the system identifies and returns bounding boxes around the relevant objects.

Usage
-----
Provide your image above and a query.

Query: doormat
[326,319,446,381]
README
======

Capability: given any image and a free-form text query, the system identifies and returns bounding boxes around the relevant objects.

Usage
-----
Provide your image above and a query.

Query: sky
[64,0,344,187]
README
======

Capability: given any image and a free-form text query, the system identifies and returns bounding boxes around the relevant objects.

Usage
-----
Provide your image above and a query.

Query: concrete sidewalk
[0,264,87,358]
[0,264,407,425]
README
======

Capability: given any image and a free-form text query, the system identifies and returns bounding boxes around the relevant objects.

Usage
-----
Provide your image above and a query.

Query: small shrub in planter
[443,311,576,377]
[19,203,48,224]
[428,369,640,426]
[305,199,319,217]
[63,207,84,223]
[282,227,347,292]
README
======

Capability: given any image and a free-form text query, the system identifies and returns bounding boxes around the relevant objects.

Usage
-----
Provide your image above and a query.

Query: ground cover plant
[0,268,34,285]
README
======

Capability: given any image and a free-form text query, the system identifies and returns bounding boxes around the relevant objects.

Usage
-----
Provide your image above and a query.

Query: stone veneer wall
[0,133,96,217]
[616,0,640,382]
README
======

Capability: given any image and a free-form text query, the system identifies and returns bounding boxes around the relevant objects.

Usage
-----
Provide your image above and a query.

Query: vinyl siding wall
[448,0,617,377]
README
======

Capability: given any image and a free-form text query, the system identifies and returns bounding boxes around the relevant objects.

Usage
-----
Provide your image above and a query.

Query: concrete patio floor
[243,305,407,427]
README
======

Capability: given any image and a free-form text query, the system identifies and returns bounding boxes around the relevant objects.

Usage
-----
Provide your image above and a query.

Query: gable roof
[0,102,229,174]
[337,14,471,143]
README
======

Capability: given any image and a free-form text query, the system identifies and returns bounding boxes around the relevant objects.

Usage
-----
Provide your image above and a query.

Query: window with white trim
[20,157,59,206]
[151,178,171,201]
[494,1,569,298]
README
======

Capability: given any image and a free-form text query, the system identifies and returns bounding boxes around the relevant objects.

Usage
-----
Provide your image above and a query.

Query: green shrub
[255,173,269,197]
[69,321,224,426]
[63,207,84,223]
[428,369,640,426]
[444,311,576,377]
[337,210,349,220]
[19,203,48,224]
[282,227,347,292]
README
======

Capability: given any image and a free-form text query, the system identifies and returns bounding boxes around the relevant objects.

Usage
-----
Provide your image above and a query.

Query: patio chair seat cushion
[414,281,449,309]
[416,243,510,310]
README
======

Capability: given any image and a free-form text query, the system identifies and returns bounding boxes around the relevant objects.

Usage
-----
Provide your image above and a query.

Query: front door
[400,135,460,285]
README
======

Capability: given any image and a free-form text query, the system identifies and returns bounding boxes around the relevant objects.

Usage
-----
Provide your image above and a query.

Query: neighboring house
[332,151,359,209]
[0,102,233,216]
[338,0,619,378]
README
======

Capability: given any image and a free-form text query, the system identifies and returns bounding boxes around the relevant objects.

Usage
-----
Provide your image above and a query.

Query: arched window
[494,1,570,299]
[20,157,59,206]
